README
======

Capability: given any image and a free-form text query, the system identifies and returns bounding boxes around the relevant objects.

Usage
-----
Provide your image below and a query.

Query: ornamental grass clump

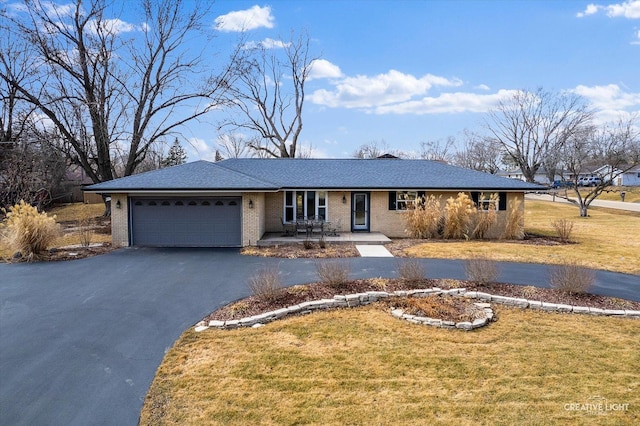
[443,192,475,239]
[403,194,442,239]
[1,200,60,257]
[471,193,498,239]
[502,198,524,239]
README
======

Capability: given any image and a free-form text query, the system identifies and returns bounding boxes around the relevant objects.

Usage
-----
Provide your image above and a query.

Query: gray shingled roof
[84,160,278,191]
[85,158,543,192]
[218,158,542,191]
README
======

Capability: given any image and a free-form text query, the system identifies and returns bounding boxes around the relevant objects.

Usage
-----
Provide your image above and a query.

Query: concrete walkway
[1,248,639,425]
[356,245,394,257]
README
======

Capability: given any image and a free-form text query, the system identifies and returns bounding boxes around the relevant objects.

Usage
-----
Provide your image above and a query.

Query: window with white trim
[284,191,328,221]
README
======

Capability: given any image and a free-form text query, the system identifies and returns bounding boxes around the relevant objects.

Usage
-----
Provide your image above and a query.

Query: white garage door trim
[130,197,242,247]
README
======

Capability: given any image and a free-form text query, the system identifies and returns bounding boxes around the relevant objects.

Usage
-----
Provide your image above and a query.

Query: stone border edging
[194,287,640,332]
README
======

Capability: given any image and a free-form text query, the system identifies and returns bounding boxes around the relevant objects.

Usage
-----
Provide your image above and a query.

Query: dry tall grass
[551,218,574,243]
[501,198,524,239]
[444,192,475,239]
[0,201,60,257]
[403,194,441,239]
[471,193,498,239]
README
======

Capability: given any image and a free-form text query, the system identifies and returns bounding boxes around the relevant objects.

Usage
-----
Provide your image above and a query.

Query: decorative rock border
[194,287,640,332]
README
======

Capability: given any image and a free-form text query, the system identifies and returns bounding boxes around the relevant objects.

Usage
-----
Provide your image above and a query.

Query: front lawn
[404,200,640,275]
[141,306,640,425]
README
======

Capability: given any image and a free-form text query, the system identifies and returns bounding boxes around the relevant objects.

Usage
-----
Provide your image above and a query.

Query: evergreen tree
[161,139,187,168]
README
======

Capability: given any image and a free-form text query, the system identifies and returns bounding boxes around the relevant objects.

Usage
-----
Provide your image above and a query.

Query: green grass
[141,307,640,425]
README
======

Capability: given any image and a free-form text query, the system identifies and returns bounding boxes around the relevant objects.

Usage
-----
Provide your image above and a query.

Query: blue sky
[9,0,640,161]
[192,0,640,160]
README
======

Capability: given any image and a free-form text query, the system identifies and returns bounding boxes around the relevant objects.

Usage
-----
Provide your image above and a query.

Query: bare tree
[452,130,502,174]
[486,88,593,182]
[353,139,408,159]
[420,136,456,162]
[1,0,235,214]
[558,117,640,217]
[216,133,252,158]
[221,31,318,158]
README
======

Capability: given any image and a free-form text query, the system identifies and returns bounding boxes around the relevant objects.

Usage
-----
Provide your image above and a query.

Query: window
[284,191,328,221]
[471,192,507,211]
[388,191,425,210]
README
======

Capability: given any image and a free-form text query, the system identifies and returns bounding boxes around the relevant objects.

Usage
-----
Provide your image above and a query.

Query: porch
[257,232,392,247]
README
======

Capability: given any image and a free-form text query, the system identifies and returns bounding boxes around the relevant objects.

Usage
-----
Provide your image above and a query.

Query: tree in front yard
[558,116,640,217]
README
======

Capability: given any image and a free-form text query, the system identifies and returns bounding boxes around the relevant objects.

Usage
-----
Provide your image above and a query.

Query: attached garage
[130,197,242,247]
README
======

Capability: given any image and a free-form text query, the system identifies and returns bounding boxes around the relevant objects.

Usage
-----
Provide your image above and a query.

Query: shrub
[444,192,475,239]
[0,200,60,257]
[471,193,498,239]
[502,198,524,239]
[403,194,442,239]
[548,262,595,294]
[315,260,350,287]
[464,256,500,284]
[551,218,574,243]
[303,239,314,250]
[248,266,283,302]
[77,204,95,247]
[396,258,426,286]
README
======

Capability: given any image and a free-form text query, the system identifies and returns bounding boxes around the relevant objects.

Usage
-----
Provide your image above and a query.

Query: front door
[351,192,370,231]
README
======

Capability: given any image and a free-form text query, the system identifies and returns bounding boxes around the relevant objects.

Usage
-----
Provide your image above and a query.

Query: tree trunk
[580,205,588,217]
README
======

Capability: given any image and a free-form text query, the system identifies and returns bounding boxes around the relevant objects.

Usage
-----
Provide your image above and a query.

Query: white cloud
[243,37,290,50]
[87,18,138,35]
[606,0,640,18]
[577,1,640,18]
[632,29,640,44]
[475,84,491,91]
[573,84,640,123]
[214,5,274,32]
[573,84,640,109]
[577,4,602,17]
[310,70,463,109]
[186,137,216,162]
[373,90,516,115]
[308,59,343,80]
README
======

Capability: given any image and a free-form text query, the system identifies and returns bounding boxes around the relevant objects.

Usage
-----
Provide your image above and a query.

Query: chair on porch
[325,218,341,236]
[296,217,309,237]
[310,216,324,236]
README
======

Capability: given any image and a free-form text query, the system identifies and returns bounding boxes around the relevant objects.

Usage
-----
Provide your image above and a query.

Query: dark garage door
[130,197,242,247]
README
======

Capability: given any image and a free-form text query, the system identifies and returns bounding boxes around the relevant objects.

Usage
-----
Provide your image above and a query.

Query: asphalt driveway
[1,248,639,425]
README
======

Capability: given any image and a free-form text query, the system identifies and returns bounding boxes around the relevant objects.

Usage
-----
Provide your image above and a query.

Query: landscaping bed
[205,278,640,323]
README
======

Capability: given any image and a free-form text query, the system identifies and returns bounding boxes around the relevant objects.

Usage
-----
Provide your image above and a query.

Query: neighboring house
[84,158,542,248]
[498,168,560,185]
[592,165,640,187]
[616,166,640,186]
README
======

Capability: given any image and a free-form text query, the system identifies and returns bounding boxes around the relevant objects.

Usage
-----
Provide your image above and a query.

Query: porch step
[356,245,394,257]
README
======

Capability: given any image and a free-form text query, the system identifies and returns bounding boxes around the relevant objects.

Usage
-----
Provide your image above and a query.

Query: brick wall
[110,193,129,247]
[242,192,265,246]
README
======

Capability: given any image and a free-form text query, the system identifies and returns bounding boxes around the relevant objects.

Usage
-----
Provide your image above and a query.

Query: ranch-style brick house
[84,158,542,248]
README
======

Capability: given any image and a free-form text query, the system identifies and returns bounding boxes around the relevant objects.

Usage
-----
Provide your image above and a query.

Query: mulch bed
[205,278,640,323]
